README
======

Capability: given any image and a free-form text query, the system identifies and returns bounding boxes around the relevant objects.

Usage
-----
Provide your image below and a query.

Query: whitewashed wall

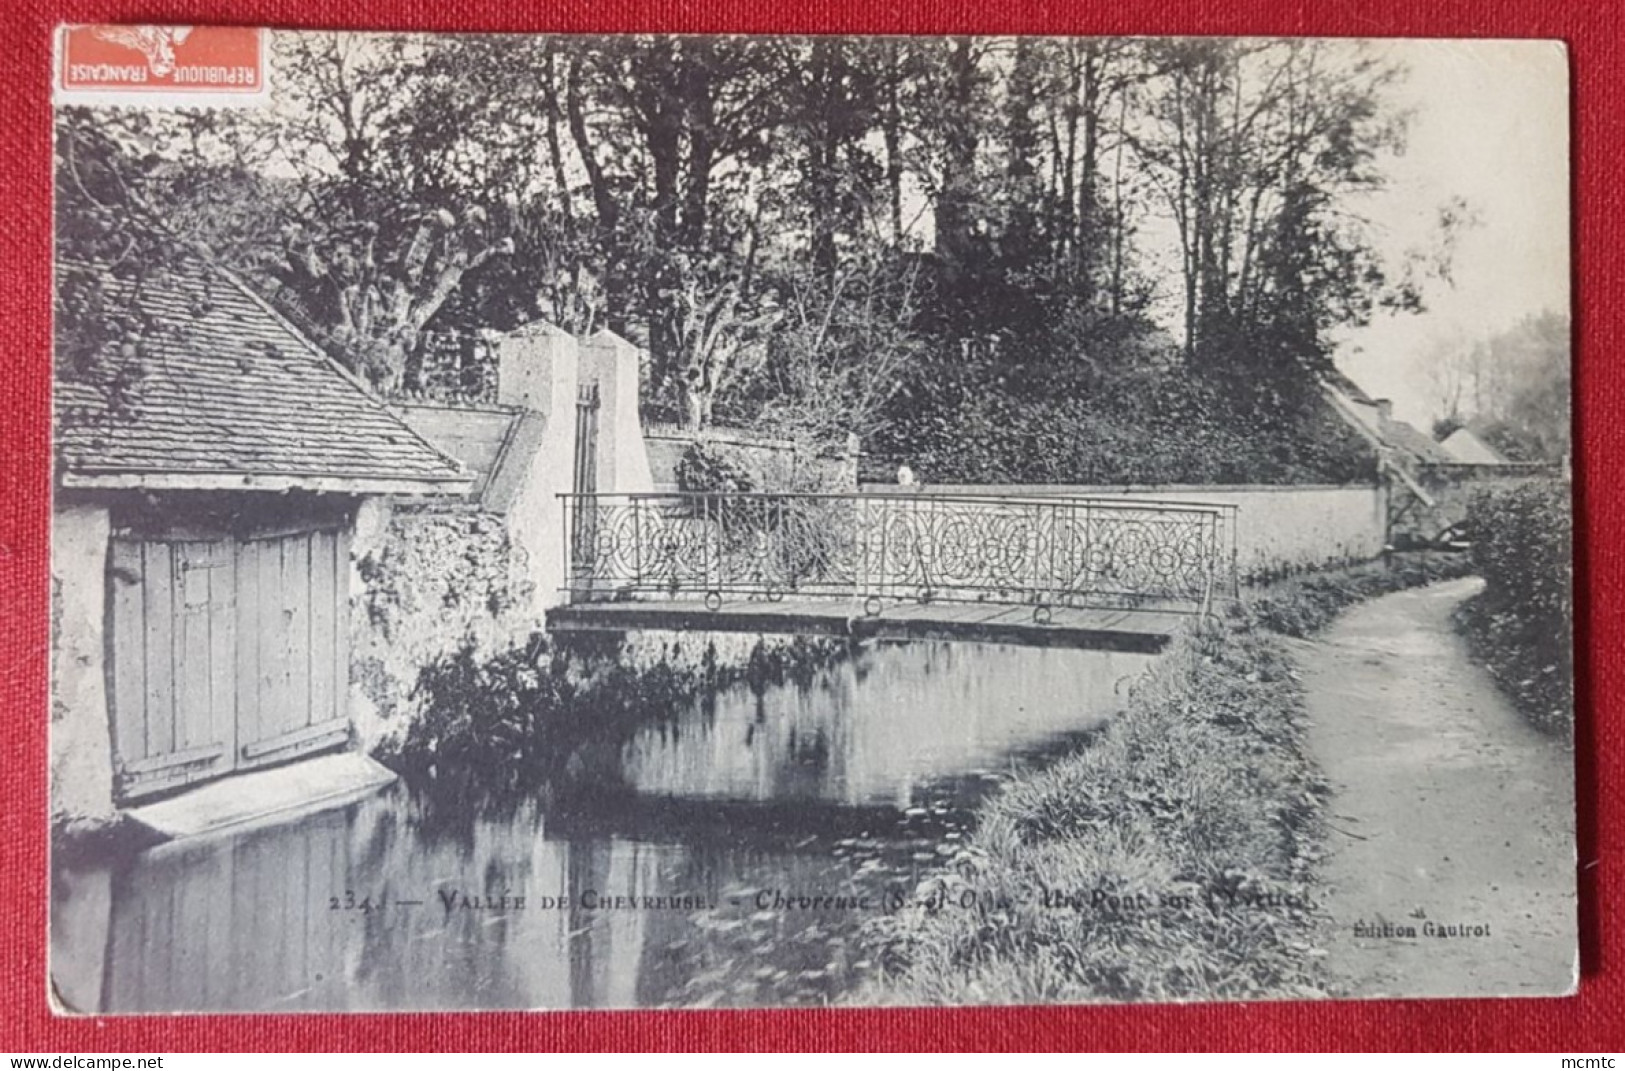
[50,501,116,826]
[874,482,1389,582]
[496,323,581,616]
[581,330,655,498]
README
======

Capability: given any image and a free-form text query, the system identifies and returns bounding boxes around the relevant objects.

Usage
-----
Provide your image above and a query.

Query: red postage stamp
[54,25,267,106]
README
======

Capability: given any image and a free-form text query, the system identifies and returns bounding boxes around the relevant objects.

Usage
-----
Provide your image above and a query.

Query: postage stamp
[55,25,267,108]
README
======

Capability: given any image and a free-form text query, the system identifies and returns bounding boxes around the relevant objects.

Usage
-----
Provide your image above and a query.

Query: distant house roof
[55,260,471,495]
[1320,376,1450,507]
[395,403,547,514]
[1323,383,1454,466]
[1440,427,1508,464]
[1373,411,1454,466]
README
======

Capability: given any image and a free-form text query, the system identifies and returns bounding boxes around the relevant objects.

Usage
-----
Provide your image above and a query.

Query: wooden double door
[108,520,352,803]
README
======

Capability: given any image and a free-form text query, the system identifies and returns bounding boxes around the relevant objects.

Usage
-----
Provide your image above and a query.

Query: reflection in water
[52,641,1150,1012]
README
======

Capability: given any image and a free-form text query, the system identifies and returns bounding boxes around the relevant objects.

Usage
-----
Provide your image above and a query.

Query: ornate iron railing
[560,492,1238,616]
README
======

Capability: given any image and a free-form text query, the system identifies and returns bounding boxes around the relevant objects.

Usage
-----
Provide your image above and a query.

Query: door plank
[177,541,213,752]
[255,536,290,757]
[235,539,262,763]
[239,722,348,761]
[308,530,336,730]
[141,542,176,761]
[108,539,147,769]
[237,527,353,768]
[118,742,227,776]
[208,539,237,774]
[282,534,312,735]
[334,527,351,726]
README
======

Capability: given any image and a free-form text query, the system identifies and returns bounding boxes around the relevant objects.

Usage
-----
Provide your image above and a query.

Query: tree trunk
[882,41,905,244]
[542,45,573,224]
[679,40,715,251]
[565,53,619,234]
[934,38,981,274]
[808,39,840,280]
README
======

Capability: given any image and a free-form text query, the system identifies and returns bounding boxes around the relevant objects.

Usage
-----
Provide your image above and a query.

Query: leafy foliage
[872,318,1378,484]
[383,634,847,796]
[1457,480,1574,736]
[1250,551,1474,637]
[1426,312,1571,463]
[53,112,192,424]
[674,440,759,495]
[58,34,1446,473]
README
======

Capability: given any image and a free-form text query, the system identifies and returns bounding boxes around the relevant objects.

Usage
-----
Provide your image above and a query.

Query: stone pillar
[582,329,655,495]
[498,321,579,416]
[50,502,115,826]
[496,322,579,612]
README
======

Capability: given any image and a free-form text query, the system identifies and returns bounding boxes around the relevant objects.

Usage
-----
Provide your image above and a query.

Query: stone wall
[889,482,1390,582]
[494,323,581,617]
[350,319,668,754]
[349,501,537,752]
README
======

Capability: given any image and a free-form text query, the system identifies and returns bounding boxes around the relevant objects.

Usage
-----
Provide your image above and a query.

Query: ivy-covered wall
[349,502,536,750]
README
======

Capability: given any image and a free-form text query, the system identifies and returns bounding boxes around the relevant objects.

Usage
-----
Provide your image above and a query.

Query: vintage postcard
[48,27,1575,1012]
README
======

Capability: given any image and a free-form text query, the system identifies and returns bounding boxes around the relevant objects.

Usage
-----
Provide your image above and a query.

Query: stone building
[51,260,473,825]
[51,258,665,829]
[1323,376,1559,545]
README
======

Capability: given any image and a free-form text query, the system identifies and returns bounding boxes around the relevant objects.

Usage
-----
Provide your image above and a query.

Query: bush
[871,366,1376,486]
[675,440,757,495]
[1467,481,1572,631]
[1458,480,1574,737]
[378,633,848,798]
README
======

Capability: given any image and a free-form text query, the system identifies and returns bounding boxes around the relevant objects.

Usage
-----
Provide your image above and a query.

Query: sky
[1331,39,1570,427]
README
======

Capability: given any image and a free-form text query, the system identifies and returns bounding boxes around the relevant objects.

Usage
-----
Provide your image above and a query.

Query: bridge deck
[546,599,1191,653]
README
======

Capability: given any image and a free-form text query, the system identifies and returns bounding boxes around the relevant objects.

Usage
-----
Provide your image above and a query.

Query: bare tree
[1129,40,1409,369]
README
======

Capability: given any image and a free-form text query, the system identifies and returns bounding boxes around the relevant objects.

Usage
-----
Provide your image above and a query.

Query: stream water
[51,639,1151,1012]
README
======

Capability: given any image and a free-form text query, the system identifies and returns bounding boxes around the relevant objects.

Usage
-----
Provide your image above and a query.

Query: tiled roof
[1322,381,1453,465]
[1441,426,1507,464]
[55,260,470,494]
[1376,415,1455,465]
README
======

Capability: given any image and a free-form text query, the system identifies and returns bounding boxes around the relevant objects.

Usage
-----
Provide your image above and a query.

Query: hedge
[1458,480,1574,738]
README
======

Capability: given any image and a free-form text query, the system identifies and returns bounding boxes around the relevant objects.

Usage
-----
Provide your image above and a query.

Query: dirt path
[1298,576,1576,998]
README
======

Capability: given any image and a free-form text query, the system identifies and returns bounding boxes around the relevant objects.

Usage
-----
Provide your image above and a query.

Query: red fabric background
[2,0,1617,1053]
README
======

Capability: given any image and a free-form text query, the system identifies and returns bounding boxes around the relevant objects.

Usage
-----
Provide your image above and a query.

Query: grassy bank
[863,551,1471,1005]
[1250,551,1476,638]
